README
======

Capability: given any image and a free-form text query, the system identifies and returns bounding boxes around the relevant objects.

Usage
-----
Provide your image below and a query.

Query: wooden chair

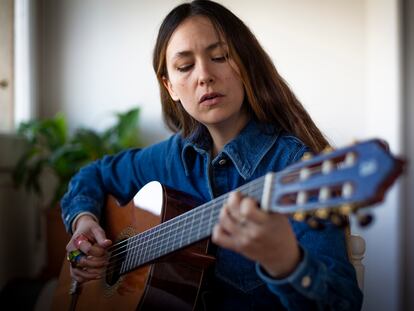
[349,234,366,290]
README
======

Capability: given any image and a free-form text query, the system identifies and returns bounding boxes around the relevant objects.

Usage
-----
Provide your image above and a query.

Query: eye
[177,64,194,72]
[212,54,228,62]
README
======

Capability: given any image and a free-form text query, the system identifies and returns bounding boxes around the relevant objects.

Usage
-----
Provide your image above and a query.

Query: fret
[129,238,138,270]
[178,215,185,249]
[156,225,167,259]
[125,240,133,272]
[201,205,211,237]
[196,210,201,239]
[166,224,174,254]
[125,238,135,271]
[120,242,128,273]
[137,235,145,267]
[186,212,194,245]
[207,201,214,238]
[131,236,140,270]
[120,241,128,274]
[141,233,150,267]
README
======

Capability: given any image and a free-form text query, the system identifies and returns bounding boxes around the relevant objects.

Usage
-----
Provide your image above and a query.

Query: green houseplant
[12,108,143,278]
[13,108,142,208]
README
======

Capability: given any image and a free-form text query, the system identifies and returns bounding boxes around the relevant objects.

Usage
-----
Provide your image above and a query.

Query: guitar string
[99,153,339,255]
[103,186,264,275]
[104,162,316,253]
[104,157,333,254]
[105,174,267,253]
[102,163,328,275]
[104,175,266,258]
[105,185,261,276]
[101,162,334,276]
[103,202,225,277]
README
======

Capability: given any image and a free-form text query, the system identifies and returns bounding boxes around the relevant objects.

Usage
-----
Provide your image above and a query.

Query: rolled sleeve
[255,244,361,310]
[256,247,327,299]
[61,195,102,233]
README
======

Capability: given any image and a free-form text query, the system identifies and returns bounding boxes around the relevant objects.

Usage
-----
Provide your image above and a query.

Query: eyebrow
[172,41,227,60]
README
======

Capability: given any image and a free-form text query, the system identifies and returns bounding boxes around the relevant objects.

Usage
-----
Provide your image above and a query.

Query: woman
[61,1,362,310]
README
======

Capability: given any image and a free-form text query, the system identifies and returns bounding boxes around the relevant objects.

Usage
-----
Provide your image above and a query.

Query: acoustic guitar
[51,139,404,310]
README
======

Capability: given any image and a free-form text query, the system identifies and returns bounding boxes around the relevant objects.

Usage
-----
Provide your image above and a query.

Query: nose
[200,76,214,86]
[198,61,215,86]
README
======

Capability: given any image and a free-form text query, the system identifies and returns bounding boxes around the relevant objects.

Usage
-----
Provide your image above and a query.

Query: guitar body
[52,182,213,311]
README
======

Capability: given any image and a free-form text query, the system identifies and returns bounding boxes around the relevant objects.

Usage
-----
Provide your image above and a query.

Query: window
[0,0,14,132]
[0,0,35,133]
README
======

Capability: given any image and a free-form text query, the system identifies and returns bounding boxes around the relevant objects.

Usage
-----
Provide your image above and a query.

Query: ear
[162,76,180,102]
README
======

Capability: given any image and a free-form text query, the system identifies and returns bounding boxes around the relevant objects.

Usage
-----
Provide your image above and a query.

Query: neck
[207,114,250,157]
[117,174,268,275]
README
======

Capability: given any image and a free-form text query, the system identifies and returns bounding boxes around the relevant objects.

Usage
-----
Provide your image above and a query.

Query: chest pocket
[214,248,264,293]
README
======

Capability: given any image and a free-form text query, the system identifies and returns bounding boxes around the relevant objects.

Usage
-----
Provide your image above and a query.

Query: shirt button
[301,275,312,288]
[218,159,227,165]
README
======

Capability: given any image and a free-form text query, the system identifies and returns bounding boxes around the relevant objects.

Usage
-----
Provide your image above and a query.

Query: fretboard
[115,176,266,275]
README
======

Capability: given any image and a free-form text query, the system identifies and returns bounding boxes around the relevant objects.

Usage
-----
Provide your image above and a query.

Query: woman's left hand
[212,191,301,279]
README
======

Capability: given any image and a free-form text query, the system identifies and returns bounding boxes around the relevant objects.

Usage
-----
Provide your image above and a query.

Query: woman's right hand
[66,215,112,283]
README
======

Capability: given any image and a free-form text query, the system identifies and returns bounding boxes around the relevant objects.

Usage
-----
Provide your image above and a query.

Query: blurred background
[0,0,412,310]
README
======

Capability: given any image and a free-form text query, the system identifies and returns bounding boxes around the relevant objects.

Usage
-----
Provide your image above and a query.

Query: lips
[199,92,224,104]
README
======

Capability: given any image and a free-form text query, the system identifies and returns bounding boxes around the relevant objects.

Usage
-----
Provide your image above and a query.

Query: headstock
[270,139,405,227]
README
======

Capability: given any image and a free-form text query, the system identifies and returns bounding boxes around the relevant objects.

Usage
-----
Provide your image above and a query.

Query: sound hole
[105,239,127,286]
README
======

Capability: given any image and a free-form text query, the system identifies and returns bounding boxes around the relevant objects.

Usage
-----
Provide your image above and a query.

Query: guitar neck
[111,139,404,276]
[117,176,266,274]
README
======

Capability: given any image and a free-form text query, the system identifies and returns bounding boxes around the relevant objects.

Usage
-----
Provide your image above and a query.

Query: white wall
[402,0,414,309]
[38,1,402,310]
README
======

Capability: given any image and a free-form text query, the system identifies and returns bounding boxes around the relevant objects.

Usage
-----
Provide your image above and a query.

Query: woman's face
[163,16,247,133]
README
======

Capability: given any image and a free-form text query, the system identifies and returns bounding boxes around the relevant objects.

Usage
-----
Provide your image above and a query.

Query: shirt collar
[181,120,280,179]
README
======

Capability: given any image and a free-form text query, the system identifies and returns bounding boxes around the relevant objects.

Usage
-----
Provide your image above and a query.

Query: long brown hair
[153,0,329,152]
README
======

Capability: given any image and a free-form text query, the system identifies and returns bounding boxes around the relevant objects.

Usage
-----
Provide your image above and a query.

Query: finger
[66,238,81,253]
[212,224,238,252]
[91,226,112,247]
[79,266,104,275]
[224,192,243,221]
[227,191,243,208]
[77,239,93,255]
[79,256,109,269]
[71,272,84,283]
[85,243,109,257]
[71,267,100,281]
[75,240,108,257]
[218,205,240,234]
[71,266,102,281]
[73,234,89,249]
[239,197,266,225]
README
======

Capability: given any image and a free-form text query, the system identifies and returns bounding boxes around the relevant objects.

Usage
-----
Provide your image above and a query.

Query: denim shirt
[61,120,362,310]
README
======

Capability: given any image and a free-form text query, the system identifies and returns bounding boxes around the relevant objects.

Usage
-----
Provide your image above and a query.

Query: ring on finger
[67,249,85,268]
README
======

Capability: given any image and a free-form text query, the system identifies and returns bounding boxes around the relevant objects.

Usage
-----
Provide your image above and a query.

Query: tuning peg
[330,213,349,227]
[307,217,325,230]
[344,152,357,167]
[315,208,329,219]
[341,183,354,199]
[293,211,307,222]
[301,152,313,161]
[322,146,334,154]
[357,213,374,227]
[338,204,354,215]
